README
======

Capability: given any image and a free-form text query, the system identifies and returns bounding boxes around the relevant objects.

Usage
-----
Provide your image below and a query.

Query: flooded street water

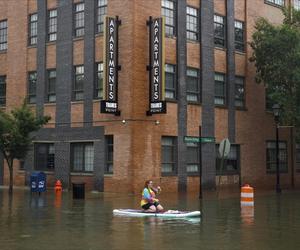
[1,188,300,250]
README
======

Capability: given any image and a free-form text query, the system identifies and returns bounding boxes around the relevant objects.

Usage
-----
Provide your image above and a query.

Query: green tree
[250,7,300,135]
[0,102,50,193]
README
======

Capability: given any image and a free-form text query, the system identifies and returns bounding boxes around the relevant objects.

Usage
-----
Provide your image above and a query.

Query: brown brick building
[0,0,299,194]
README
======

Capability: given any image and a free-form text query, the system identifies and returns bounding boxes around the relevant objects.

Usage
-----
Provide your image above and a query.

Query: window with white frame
[95,62,103,99]
[266,141,288,173]
[29,13,38,45]
[48,9,57,42]
[186,6,199,41]
[161,0,176,36]
[186,142,200,174]
[73,65,84,101]
[71,143,94,172]
[96,0,107,33]
[165,64,176,100]
[215,73,226,105]
[235,20,245,52]
[216,144,240,175]
[214,14,225,48]
[28,72,37,104]
[161,136,176,174]
[74,3,84,37]
[187,68,200,102]
[0,20,7,51]
[47,69,56,102]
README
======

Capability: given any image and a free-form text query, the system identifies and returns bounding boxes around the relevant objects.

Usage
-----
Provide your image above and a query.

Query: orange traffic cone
[55,180,62,193]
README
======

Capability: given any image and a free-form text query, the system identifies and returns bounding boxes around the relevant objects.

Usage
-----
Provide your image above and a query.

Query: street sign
[219,138,231,157]
[184,136,215,143]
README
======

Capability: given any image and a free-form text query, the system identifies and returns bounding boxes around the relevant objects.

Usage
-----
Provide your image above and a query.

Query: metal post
[199,126,202,199]
[276,122,281,193]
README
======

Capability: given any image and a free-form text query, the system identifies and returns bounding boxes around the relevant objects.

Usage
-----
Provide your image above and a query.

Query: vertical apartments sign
[101,16,121,115]
[147,17,166,115]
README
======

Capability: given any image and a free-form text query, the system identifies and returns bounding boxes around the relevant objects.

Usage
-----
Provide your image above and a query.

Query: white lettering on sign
[106,102,117,108]
[152,19,161,101]
[107,18,116,101]
[151,102,162,108]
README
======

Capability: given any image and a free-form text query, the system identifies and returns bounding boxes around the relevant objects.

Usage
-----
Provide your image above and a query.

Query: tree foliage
[0,102,50,193]
[250,7,300,132]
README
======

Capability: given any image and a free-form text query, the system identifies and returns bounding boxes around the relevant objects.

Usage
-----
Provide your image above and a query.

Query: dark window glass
[161,136,176,174]
[28,72,37,104]
[214,14,225,48]
[47,69,56,102]
[235,20,245,52]
[186,6,199,41]
[96,0,107,33]
[74,3,84,37]
[48,9,57,42]
[34,143,55,171]
[94,63,103,99]
[71,143,94,172]
[265,0,285,6]
[105,135,113,174]
[235,76,245,108]
[187,68,200,102]
[0,75,6,106]
[295,0,300,10]
[29,13,38,45]
[165,64,176,100]
[296,143,300,172]
[216,144,240,175]
[266,141,288,173]
[161,0,176,36]
[0,20,7,51]
[215,73,226,105]
[186,142,200,174]
[73,65,84,101]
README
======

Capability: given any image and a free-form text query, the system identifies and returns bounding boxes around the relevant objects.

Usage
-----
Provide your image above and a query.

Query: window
[265,0,285,7]
[186,142,200,174]
[34,143,55,171]
[74,3,84,37]
[165,64,176,100]
[29,13,38,45]
[71,143,94,172]
[266,141,288,173]
[216,144,240,175]
[215,73,226,105]
[186,6,199,41]
[214,15,225,48]
[0,20,7,51]
[296,143,300,172]
[95,62,103,99]
[161,136,176,174]
[48,9,57,42]
[96,0,107,33]
[294,0,300,10]
[235,20,245,52]
[47,69,56,102]
[73,65,84,101]
[187,68,200,102]
[28,72,37,104]
[235,76,245,108]
[105,135,113,174]
[0,75,6,106]
[161,0,176,36]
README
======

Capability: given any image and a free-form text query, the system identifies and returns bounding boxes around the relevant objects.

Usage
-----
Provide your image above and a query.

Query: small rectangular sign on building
[184,136,215,143]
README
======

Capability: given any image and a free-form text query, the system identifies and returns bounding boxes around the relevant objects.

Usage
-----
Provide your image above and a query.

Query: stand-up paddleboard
[113,209,201,218]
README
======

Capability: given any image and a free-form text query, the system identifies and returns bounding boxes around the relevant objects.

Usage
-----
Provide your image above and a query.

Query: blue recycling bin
[30,172,46,192]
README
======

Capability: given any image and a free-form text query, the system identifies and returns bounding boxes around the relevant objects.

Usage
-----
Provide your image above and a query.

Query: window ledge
[70,172,94,176]
[71,100,84,104]
[187,39,199,44]
[44,102,56,106]
[104,173,113,177]
[73,36,84,42]
[161,173,177,177]
[46,41,56,46]
[27,45,37,49]
[235,50,246,55]
[187,101,201,106]
[214,46,226,52]
[0,49,7,54]
[166,99,178,103]
[215,105,227,109]
[264,1,284,9]
[95,33,104,38]
[236,106,247,111]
